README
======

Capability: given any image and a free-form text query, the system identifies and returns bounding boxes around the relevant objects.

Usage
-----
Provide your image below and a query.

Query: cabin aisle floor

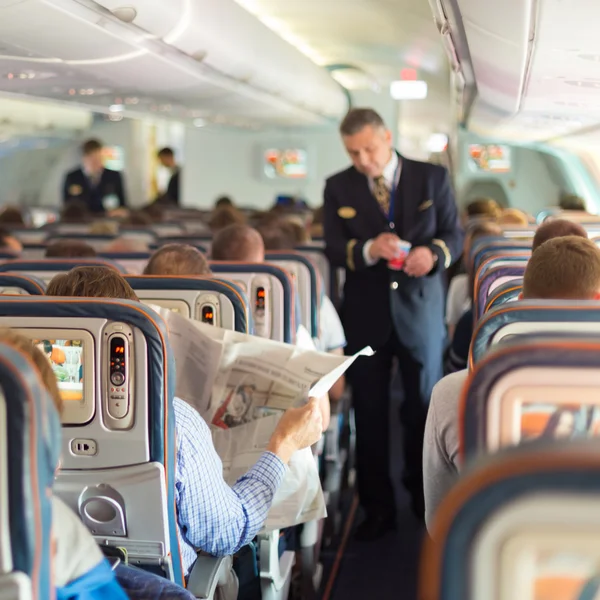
[320,374,425,600]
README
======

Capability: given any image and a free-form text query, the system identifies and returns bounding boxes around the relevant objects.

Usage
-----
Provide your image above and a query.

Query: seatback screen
[35,339,84,402]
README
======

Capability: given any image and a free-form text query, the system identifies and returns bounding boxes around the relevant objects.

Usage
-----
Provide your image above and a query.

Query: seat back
[99,253,152,275]
[296,245,331,298]
[484,278,523,314]
[421,442,600,600]
[0,296,184,586]
[210,262,294,343]
[0,274,46,296]
[472,243,531,276]
[0,259,126,284]
[0,342,61,600]
[125,275,251,333]
[20,245,48,260]
[474,264,528,320]
[265,252,318,338]
[11,229,47,245]
[45,234,119,252]
[470,300,600,367]
[461,335,600,463]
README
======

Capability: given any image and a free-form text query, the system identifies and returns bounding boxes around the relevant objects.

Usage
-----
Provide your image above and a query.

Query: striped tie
[373,175,390,215]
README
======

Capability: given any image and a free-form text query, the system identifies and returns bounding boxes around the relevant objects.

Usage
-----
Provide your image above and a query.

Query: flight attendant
[63,139,127,213]
[324,108,463,539]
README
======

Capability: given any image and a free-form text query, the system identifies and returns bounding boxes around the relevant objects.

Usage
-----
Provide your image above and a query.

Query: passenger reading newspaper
[152,304,373,530]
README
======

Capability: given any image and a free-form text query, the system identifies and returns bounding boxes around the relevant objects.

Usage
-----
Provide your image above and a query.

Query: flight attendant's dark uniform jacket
[324,155,464,399]
[63,168,127,213]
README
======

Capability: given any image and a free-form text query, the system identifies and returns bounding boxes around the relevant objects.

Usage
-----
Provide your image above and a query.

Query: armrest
[187,555,236,600]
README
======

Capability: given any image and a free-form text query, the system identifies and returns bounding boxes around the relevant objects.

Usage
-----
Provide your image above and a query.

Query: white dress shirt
[363,152,402,266]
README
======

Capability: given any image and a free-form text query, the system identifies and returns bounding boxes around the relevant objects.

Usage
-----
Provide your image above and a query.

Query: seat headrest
[0,341,60,598]
[0,258,126,273]
[125,275,251,333]
[471,300,600,367]
[0,273,46,294]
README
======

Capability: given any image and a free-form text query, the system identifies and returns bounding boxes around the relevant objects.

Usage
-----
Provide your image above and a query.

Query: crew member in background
[324,108,463,539]
[157,147,181,205]
[63,139,127,213]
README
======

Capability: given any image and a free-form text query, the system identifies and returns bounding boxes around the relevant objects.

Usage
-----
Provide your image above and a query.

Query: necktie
[373,175,390,215]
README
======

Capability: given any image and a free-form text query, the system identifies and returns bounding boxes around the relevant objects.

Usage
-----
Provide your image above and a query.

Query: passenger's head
[0,329,63,415]
[211,224,265,263]
[559,194,587,212]
[258,223,296,251]
[104,237,149,253]
[465,197,501,220]
[81,139,104,174]
[144,243,211,276]
[340,108,392,178]
[89,221,118,236]
[522,236,600,300]
[0,227,22,253]
[140,203,165,223]
[61,200,90,224]
[0,206,25,227]
[45,240,97,258]
[46,266,139,301]
[532,218,588,252]
[215,195,233,209]
[209,206,245,233]
[499,208,529,226]
[157,147,176,169]
[121,210,153,227]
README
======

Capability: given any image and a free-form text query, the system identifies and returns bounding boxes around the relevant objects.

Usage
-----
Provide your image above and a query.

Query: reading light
[390,80,428,100]
[109,104,124,113]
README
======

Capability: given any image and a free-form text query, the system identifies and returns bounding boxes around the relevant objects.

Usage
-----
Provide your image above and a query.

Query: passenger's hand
[267,397,323,464]
[403,246,435,277]
[369,233,403,261]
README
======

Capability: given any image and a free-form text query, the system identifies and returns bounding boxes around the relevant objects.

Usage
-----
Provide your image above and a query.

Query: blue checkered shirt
[173,397,286,576]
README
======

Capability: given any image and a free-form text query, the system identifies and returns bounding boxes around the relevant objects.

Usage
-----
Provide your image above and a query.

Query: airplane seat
[118,229,158,246]
[461,335,600,465]
[0,342,61,600]
[421,442,600,600]
[295,245,331,303]
[0,296,234,600]
[45,234,118,252]
[99,252,152,275]
[0,258,127,285]
[474,265,528,321]
[10,229,48,245]
[472,252,530,285]
[471,244,532,276]
[210,263,294,343]
[0,273,46,295]
[265,251,318,339]
[20,244,49,260]
[125,275,252,333]
[470,300,600,368]
[484,278,523,314]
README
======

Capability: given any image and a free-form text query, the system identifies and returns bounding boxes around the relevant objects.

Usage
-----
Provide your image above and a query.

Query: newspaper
[151,305,373,529]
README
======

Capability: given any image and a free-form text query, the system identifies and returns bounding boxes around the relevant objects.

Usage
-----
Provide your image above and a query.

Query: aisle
[319,375,426,600]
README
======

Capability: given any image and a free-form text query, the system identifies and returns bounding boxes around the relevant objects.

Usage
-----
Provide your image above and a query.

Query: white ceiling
[233,0,453,148]
[0,0,349,128]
